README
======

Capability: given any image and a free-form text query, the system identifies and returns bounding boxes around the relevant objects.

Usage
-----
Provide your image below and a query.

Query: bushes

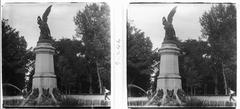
[185,97,204,106]
[185,97,236,107]
[60,96,110,107]
[60,96,82,107]
[128,96,236,107]
[3,96,110,107]
[3,99,22,107]
[128,100,148,106]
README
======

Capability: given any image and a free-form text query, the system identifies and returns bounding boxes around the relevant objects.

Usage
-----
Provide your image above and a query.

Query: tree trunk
[68,88,70,94]
[190,87,193,95]
[214,76,218,95]
[96,61,103,94]
[204,84,207,95]
[194,87,196,95]
[222,62,228,95]
[89,73,93,94]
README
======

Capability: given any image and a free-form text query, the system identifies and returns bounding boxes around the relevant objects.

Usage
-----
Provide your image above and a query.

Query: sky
[2,2,86,48]
[3,3,214,50]
[128,3,213,49]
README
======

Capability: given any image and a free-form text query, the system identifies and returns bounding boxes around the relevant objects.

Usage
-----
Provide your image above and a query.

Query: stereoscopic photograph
[2,2,111,107]
[127,3,236,108]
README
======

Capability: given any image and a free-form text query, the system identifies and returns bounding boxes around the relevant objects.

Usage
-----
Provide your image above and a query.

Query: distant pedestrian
[22,87,28,98]
[104,87,110,100]
[146,89,153,99]
[229,88,235,102]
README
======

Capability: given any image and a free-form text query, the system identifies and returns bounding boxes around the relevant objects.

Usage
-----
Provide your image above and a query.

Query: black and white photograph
[2,2,111,107]
[127,2,236,108]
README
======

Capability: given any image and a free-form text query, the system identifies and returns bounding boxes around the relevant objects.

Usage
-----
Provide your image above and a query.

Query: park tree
[179,39,210,95]
[74,3,110,94]
[24,53,35,92]
[127,22,155,96]
[53,38,83,94]
[2,19,33,95]
[200,4,236,95]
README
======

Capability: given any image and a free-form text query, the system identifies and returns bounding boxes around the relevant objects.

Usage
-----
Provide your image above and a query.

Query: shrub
[3,99,23,107]
[60,96,82,107]
[60,96,110,107]
[185,97,204,106]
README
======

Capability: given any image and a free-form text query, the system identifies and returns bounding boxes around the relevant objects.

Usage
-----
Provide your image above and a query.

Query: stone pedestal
[22,42,61,106]
[33,42,56,89]
[157,43,181,90]
[147,42,186,106]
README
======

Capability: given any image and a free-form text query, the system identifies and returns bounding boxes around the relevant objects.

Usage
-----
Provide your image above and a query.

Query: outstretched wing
[42,5,52,22]
[167,6,177,23]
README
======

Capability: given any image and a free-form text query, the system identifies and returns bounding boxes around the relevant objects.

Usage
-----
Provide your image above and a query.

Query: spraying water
[2,83,22,94]
[128,84,147,96]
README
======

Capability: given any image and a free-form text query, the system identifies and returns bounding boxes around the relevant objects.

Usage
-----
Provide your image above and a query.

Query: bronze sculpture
[37,5,52,42]
[162,6,177,43]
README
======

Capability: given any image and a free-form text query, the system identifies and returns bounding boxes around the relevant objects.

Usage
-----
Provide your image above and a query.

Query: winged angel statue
[162,6,177,42]
[37,5,52,41]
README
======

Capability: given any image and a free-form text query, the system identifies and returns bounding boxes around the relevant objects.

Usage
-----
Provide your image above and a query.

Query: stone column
[22,42,61,106]
[157,43,184,105]
[33,42,56,90]
[157,43,181,90]
[32,43,57,89]
[146,42,186,106]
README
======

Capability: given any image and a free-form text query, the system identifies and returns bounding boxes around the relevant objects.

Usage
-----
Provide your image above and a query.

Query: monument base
[146,88,186,106]
[22,87,61,106]
[21,42,61,106]
[146,42,187,106]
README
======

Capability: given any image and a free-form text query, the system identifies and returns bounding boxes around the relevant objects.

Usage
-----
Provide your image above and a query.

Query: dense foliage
[52,3,111,94]
[199,4,236,95]
[73,3,110,94]
[127,22,158,96]
[179,39,211,95]
[53,37,110,94]
[2,19,34,95]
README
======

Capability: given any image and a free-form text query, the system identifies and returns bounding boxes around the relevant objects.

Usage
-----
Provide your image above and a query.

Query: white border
[110,1,128,108]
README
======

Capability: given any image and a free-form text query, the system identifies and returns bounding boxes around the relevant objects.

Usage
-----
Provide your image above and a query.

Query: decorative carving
[22,88,31,98]
[177,89,187,102]
[146,89,187,106]
[157,89,164,99]
[41,88,53,104]
[150,89,164,106]
[166,89,176,100]
[53,88,62,101]
[37,5,52,43]
[162,6,177,43]
[165,89,178,105]
[29,88,39,100]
